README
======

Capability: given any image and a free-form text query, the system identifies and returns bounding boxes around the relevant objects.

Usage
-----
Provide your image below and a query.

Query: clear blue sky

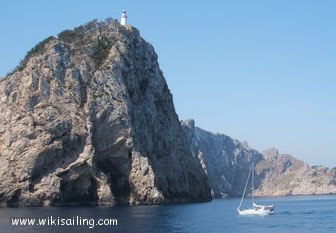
[1,0,335,167]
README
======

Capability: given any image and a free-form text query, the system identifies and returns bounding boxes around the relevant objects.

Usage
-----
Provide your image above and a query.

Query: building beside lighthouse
[121,10,127,26]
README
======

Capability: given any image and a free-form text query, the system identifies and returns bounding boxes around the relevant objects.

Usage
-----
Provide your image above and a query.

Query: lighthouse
[121,10,127,26]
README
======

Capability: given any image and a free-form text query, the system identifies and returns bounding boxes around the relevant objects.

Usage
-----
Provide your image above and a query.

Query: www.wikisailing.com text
[10,216,117,229]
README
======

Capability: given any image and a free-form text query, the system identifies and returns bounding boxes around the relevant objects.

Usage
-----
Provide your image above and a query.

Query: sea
[1,195,335,233]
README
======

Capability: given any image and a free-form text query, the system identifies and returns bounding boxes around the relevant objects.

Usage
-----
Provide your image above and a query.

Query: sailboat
[237,163,274,215]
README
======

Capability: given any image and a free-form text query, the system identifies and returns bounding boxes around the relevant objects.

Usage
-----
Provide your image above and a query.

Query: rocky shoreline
[182,120,336,198]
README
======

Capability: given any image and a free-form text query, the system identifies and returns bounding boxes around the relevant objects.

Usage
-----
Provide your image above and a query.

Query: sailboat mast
[252,162,255,204]
[237,164,252,210]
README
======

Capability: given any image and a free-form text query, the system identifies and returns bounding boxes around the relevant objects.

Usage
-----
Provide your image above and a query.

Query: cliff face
[0,20,211,207]
[182,119,264,198]
[182,120,336,198]
[255,148,336,196]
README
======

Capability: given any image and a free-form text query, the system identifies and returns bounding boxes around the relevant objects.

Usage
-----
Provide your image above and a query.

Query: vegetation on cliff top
[7,36,55,76]
[6,18,120,77]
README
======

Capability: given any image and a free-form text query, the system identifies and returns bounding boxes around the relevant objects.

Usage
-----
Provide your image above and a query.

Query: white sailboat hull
[237,203,274,215]
[237,208,274,216]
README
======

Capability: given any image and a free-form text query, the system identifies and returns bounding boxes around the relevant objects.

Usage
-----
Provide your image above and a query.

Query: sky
[1,0,335,167]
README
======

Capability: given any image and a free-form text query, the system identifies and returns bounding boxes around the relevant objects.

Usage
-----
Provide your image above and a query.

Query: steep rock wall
[0,20,211,207]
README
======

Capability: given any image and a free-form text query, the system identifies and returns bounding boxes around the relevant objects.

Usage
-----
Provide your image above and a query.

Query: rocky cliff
[0,19,211,207]
[182,119,336,198]
[182,119,265,198]
[255,148,336,196]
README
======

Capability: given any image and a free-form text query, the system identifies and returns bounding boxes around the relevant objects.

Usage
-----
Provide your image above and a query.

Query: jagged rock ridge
[255,148,336,196]
[182,119,336,197]
[0,19,211,207]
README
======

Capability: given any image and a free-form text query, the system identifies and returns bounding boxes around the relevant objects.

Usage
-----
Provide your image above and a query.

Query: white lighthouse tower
[120,10,127,26]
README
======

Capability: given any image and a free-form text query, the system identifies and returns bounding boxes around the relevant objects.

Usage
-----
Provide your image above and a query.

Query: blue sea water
[1,195,336,233]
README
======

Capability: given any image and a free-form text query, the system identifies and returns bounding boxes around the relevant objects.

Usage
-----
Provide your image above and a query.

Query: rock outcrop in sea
[182,119,336,197]
[0,19,211,207]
